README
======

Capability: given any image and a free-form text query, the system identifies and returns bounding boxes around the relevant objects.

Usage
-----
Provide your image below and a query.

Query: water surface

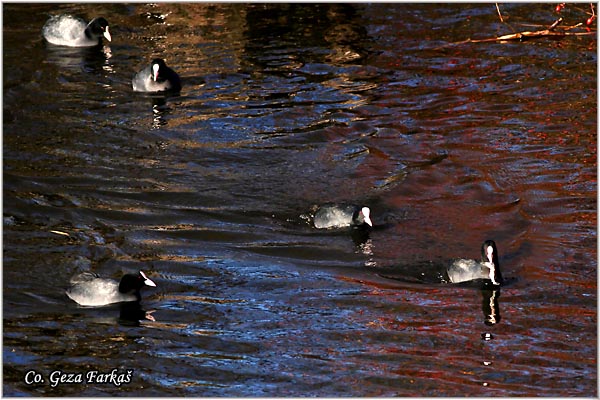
[3,3,597,396]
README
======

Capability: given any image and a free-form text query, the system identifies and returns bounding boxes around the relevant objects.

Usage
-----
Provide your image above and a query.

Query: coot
[132,58,182,93]
[447,240,503,286]
[313,204,372,229]
[42,15,111,47]
[66,271,156,306]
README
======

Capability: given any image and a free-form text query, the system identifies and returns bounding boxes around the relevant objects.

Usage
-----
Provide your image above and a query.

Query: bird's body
[448,258,496,283]
[313,204,372,229]
[132,58,181,93]
[66,271,156,307]
[447,240,503,286]
[42,15,111,47]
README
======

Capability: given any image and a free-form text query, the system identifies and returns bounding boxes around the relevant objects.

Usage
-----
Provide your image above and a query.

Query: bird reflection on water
[118,302,156,327]
[482,289,500,326]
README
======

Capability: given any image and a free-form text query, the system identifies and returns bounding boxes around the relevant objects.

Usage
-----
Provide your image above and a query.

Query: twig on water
[495,3,504,23]
[465,17,595,43]
[441,3,596,48]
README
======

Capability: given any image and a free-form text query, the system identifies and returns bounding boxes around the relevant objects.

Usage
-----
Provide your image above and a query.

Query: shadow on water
[44,43,113,73]
[242,4,371,69]
[118,302,156,327]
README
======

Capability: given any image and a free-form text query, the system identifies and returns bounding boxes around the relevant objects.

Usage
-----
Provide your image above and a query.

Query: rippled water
[3,3,597,396]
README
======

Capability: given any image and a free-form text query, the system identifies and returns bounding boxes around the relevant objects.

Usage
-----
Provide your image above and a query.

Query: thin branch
[449,16,594,47]
[548,17,563,30]
[495,3,504,23]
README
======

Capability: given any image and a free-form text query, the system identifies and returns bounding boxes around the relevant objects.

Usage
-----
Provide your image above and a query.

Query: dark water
[3,3,597,396]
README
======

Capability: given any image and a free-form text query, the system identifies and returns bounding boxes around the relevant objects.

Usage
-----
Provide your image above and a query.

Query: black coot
[66,271,156,306]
